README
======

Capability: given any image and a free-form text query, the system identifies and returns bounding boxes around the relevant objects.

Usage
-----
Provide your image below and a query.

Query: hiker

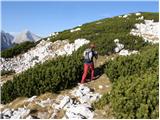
[81,43,98,84]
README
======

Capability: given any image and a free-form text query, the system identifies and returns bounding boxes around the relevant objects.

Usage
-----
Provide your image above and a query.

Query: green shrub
[1,47,86,104]
[142,12,159,22]
[103,44,159,119]
[1,41,37,58]
[105,45,158,82]
[50,12,152,55]
[92,93,110,109]
[110,71,158,119]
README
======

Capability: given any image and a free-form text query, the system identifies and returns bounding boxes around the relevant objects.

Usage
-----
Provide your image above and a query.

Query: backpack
[83,48,93,62]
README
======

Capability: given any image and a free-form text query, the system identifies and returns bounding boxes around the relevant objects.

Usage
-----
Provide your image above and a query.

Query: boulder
[27,96,37,102]
[99,85,103,89]
[65,104,94,119]
[135,13,141,16]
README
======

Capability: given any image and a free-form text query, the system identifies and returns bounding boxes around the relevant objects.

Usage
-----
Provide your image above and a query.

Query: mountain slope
[13,30,41,44]
[1,31,14,50]
[1,12,159,119]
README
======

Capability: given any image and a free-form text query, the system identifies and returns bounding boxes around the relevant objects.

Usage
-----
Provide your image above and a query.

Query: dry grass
[1,74,14,83]
[85,74,112,94]
[5,97,28,109]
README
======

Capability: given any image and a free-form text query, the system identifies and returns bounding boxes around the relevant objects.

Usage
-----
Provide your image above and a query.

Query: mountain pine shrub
[1,41,37,58]
[1,47,86,104]
[97,44,159,118]
[110,70,158,119]
[105,45,158,82]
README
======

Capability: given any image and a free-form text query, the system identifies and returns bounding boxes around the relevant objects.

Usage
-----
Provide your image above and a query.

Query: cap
[90,43,96,48]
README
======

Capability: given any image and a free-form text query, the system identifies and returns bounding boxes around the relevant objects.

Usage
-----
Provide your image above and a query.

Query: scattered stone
[65,104,94,119]
[122,14,130,18]
[26,115,33,119]
[96,22,102,24]
[119,49,138,56]
[58,96,71,109]
[27,96,37,102]
[136,16,144,20]
[111,57,114,60]
[105,85,110,88]
[2,108,31,119]
[99,85,103,89]
[70,28,81,32]
[2,85,102,119]
[37,111,49,119]
[50,32,59,37]
[135,12,141,16]
[47,37,50,41]
[2,108,12,118]
[114,39,124,53]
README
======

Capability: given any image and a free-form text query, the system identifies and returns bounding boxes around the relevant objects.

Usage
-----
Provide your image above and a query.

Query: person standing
[81,43,98,84]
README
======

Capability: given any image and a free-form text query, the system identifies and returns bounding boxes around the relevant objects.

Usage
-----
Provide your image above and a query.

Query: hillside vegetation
[1,12,158,58]
[1,12,159,119]
[1,46,85,104]
[94,45,159,119]
[1,41,37,58]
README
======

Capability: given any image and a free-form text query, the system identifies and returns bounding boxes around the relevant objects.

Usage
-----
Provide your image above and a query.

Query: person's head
[89,43,96,50]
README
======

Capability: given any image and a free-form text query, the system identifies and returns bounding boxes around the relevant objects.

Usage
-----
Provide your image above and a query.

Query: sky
[1,1,159,37]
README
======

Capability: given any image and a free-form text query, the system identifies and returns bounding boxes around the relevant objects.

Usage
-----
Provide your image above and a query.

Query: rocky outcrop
[0,39,90,74]
[1,85,101,119]
[114,39,139,56]
[130,20,159,44]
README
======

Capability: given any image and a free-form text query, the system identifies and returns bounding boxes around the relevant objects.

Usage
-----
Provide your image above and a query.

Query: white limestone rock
[119,49,138,56]
[99,85,103,89]
[2,108,12,118]
[70,28,81,32]
[96,22,102,24]
[50,32,59,37]
[130,20,159,44]
[58,96,71,109]
[119,49,129,56]
[114,39,124,53]
[65,104,94,119]
[123,14,131,18]
[26,115,33,119]
[135,13,141,16]
[1,38,90,76]
[10,108,30,119]
[37,112,49,119]
[27,96,37,102]
[137,16,144,20]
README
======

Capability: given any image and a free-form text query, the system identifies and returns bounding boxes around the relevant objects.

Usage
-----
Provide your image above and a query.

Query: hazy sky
[2,1,159,37]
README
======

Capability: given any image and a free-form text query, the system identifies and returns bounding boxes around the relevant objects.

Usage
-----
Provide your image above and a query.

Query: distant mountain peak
[1,30,14,50]
[23,29,31,33]
[13,30,41,44]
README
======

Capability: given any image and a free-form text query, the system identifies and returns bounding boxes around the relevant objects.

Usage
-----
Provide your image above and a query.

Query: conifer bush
[110,70,158,119]
[105,45,158,82]
[94,45,159,119]
[1,47,85,104]
[92,93,110,109]
[1,41,37,58]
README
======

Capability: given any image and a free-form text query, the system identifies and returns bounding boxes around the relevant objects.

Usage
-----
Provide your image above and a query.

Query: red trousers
[81,63,94,83]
